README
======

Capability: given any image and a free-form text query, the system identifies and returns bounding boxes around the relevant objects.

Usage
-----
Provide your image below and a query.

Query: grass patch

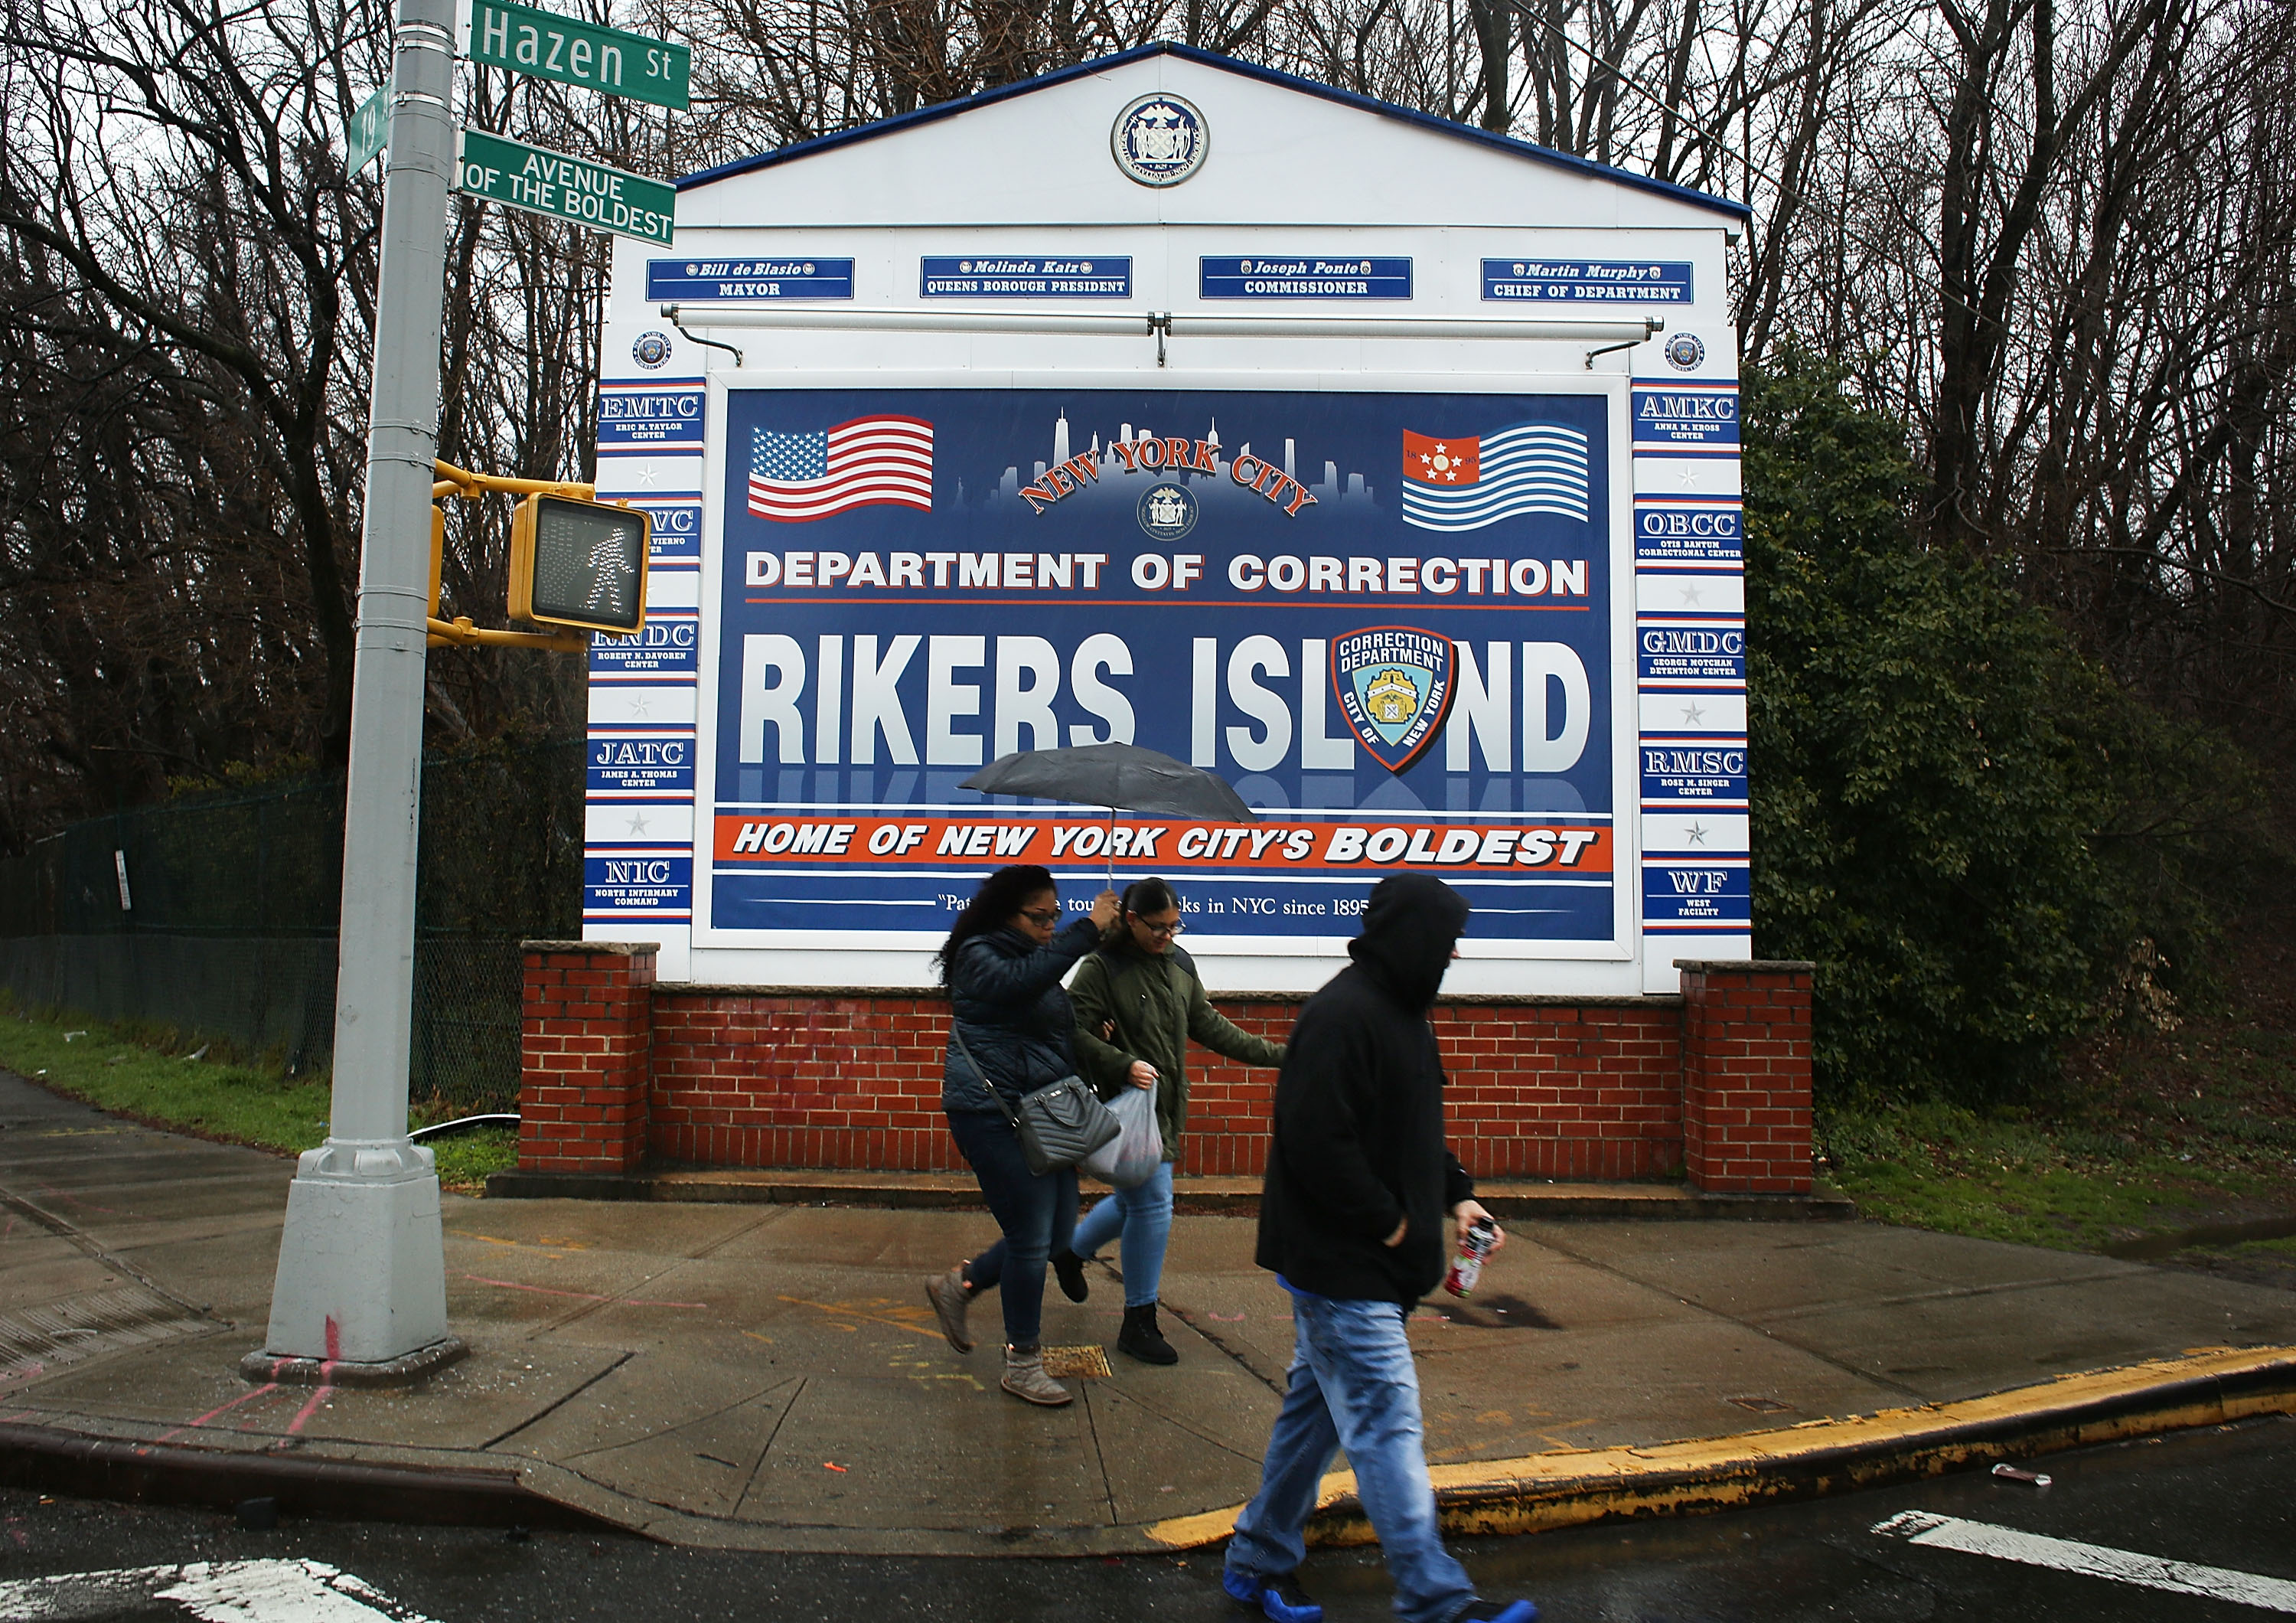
[1818,1100,2268,1252]
[1821,916,2296,1262]
[0,992,329,1154]
[0,994,517,1193]
[426,1125,518,1194]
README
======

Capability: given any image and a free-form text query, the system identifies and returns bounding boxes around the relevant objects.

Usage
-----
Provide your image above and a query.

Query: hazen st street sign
[466,0,690,109]
[455,128,675,245]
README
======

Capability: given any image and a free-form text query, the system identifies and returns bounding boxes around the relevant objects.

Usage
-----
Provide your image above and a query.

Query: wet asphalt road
[2,1413,2291,1621]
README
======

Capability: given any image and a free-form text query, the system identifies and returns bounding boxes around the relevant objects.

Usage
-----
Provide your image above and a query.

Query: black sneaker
[1222,1567,1322,1623]
[1050,1248,1089,1303]
[1450,1602,1539,1623]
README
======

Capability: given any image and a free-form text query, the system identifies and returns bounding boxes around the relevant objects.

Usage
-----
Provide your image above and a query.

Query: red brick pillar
[518,940,657,1175]
[1678,959,1815,1195]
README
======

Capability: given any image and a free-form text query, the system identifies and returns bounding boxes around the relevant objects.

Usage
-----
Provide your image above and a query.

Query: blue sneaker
[1223,1566,1324,1623]
[1452,1603,1540,1623]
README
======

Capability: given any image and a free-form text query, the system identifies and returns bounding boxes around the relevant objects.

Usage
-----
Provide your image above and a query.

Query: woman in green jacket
[1052,876,1286,1363]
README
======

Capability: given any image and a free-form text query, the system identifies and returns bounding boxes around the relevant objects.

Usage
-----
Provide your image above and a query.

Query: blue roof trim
[677,41,1750,220]
[677,46,1163,191]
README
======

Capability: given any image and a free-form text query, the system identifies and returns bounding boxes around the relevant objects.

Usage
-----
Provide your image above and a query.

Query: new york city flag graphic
[1400,423,1590,531]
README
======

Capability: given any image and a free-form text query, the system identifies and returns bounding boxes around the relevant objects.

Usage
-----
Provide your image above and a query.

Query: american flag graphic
[1400,424,1591,531]
[748,416,934,523]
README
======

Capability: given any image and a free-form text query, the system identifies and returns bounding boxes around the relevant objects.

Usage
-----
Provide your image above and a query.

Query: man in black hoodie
[1222,874,1537,1623]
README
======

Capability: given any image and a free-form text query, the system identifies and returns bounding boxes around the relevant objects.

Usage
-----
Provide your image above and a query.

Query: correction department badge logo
[1136,481,1199,540]
[631,330,673,370]
[1111,93,1208,188]
[1663,331,1707,371]
[1332,628,1456,773]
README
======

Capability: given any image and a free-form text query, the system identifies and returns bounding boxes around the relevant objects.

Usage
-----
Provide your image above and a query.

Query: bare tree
[0,0,391,848]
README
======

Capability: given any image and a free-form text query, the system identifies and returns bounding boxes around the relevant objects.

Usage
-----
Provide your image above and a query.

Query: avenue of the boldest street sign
[456,127,677,245]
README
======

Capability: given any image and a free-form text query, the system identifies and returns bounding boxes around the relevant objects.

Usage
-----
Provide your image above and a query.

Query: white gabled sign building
[584,42,1751,998]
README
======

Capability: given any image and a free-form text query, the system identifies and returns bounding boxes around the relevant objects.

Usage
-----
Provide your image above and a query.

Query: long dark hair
[935,864,1057,985]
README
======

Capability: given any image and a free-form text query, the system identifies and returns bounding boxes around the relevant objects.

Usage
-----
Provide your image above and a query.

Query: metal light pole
[259,0,461,1371]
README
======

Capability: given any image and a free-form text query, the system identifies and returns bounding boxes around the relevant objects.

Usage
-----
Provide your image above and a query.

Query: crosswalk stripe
[1874,1511,2296,1614]
[0,1558,442,1621]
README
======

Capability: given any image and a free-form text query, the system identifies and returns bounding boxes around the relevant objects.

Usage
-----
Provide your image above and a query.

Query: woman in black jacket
[924,864,1119,1406]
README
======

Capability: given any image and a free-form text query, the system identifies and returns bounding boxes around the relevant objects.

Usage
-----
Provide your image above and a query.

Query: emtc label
[597,386,703,449]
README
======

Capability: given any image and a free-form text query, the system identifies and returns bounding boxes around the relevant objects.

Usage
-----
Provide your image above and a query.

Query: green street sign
[455,128,676,245]
[347,83,390,175]
[468,0,689,109]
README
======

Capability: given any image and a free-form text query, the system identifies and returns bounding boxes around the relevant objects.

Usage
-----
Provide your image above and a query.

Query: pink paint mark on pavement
[285,1383,334,1435]
[155,1381,279,1444]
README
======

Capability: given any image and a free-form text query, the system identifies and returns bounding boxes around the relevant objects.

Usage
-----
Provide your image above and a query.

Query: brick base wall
[517,941,654,1174]
[519,949,1813,1193]
[644,992,1687,1181]
[1681,959,1816,1194]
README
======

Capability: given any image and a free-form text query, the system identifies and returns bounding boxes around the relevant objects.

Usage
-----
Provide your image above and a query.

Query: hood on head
[1347,874,1469,1010]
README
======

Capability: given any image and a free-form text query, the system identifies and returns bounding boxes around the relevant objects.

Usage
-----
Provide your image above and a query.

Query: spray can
[1443,1218,1500,1298]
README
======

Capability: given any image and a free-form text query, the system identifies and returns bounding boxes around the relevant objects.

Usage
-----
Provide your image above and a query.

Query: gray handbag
[950,1027,1120,1176]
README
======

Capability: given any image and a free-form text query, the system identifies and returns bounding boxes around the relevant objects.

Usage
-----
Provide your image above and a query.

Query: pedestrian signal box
[509,493,649,635]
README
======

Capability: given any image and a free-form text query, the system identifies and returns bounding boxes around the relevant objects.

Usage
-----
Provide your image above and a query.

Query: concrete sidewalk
[3,1069,2294,1554]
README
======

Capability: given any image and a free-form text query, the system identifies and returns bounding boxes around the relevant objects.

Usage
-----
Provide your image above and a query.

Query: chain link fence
[0,738,584,1114]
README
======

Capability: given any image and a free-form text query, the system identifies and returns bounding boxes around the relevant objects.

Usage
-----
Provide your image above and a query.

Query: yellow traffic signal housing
[509,493,650,636]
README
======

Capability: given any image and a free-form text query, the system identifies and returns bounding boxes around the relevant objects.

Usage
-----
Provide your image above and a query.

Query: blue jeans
[944,1109,1077,1349]
[1070,1160,1174,1308]
[1226,1292,1476,1623]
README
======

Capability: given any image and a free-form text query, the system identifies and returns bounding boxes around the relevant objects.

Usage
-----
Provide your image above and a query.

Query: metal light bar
[660,303,1662,345]
[1170,313,1662,342]
[660,303,1150,336]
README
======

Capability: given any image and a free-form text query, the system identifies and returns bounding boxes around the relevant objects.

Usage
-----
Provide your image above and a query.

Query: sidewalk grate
[1039,1345,1114,1379]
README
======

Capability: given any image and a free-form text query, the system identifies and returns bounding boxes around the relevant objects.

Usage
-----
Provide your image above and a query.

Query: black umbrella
[962,743,1256,887]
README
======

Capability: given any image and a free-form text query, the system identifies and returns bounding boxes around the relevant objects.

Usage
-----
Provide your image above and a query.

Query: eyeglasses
[1135,916,1185,938]
[1019,907,1062,925]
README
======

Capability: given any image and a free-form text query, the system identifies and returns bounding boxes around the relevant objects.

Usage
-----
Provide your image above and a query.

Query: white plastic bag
[1080,1083,1163,1188]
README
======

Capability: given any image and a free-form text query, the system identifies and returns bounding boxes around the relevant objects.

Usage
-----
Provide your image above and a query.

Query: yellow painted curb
[1148,1343,2296,1550]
